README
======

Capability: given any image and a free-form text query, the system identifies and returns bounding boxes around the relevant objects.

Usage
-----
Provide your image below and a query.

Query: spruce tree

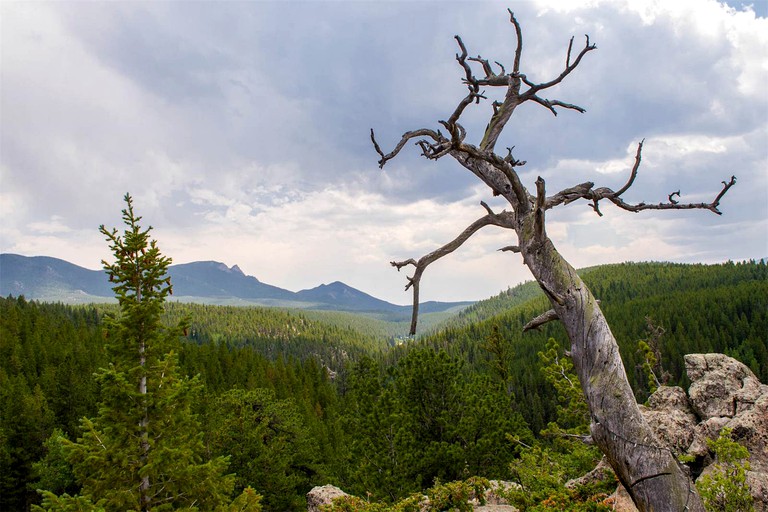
[36,194,235,511]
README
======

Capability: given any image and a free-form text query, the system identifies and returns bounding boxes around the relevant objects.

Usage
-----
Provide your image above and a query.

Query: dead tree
[371,11,735,512]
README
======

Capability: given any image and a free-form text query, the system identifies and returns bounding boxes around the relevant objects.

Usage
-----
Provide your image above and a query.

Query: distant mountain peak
[0,253,472,315]
[319,281,347,289]
[214,262,245,276]
[187,261,250,278]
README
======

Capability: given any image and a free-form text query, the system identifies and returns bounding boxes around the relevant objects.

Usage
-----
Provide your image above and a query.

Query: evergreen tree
[537,338,589,434]
[481,324,513,392]
[696,428,754,512]
[30,429,77,500]
[36,194,236,511]
[207,388,315,511]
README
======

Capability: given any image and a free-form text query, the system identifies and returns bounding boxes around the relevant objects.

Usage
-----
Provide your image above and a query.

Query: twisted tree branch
[541,141,736,216]
[370,128,443,168]
[597,175,736,215]
[523,308,559,332]
[524,34,595,94]
[614,140,644,197]
[392,205,516,334]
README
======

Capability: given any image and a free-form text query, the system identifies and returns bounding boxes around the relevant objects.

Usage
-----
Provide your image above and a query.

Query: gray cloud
[1,0,766,303]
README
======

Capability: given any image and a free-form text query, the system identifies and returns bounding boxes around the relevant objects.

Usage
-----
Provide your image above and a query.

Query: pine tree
[207,388,314,511]
[538,338,589,434]
[481,324,513,391]
[36,194,235,511]
[696,428,754,512]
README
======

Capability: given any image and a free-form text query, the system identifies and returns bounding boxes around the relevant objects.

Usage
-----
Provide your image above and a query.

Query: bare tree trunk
[137,274,151,512]
[139,336,150,512]
[520,230,703,511]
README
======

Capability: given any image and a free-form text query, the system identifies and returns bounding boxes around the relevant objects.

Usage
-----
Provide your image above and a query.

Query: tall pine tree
[36,194,236,511]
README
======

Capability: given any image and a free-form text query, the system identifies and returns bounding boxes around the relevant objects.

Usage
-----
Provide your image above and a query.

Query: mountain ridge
[0,253,472,314]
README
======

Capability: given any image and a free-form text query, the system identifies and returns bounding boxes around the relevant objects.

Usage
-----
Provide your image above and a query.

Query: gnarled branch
[445,11,596,153]
[542,141,736,216]
[535,176,547,240]
[524,300,601,333]
[370,128,443,169]
[528,96,587,116]
[523,34,595,94]
[392,205,516,334]
[523,308,559,332]
[448,36,486,129]
[371,11,595,213]
[614,140,645,197]
[595,174,736,215]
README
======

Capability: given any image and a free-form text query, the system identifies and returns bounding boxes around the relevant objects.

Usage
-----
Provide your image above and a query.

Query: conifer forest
[1,196,765,510]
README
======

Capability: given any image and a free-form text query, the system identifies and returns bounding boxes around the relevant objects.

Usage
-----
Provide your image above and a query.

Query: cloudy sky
[2,0,766,304]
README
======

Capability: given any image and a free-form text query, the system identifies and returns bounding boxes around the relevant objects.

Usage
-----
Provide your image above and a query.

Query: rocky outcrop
[640,385,699,454]
[565,457,614,490]
[306,481,519,512]
[684,354,768,478]
[685,353,767,419]
[477,480,520,507]
[611,353,768,512]
[307,485,349,512]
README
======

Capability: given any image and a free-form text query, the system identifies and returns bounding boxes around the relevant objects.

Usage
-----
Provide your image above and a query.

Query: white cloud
[546,132,740,179]
[151,186,522,303]
[28,216,73,235]
[1,1,765,303]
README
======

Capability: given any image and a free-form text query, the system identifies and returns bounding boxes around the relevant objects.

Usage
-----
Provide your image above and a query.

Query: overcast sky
[1,0,766,304]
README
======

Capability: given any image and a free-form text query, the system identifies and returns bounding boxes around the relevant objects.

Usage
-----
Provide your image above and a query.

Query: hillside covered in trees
[1,260,765,510]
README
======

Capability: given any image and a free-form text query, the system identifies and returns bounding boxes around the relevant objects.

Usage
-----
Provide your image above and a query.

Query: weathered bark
[518,229,702,511]
[450,151,705,510]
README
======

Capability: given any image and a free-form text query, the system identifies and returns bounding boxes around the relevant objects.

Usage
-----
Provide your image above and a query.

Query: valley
[1,259,765,510]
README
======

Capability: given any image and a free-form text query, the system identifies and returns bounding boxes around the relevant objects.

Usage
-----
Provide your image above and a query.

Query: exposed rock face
[587,354,767,512]
[687,416,730,461]
[565,457,614,490]
[747,469,768,510]
[641,386,699,454]
[306,485,349,512]
[684,354,768,472]
[727,392,768,472]
[685,353,767,419]
[636,354,768,511]
[306,481,520,512]
[479,480,520,507]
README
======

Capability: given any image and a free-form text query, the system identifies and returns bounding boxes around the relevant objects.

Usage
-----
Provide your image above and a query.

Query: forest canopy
[1,259,765,510]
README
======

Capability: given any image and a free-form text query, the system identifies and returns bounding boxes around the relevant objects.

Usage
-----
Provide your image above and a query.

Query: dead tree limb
[392,204,515,335]
[542,141,737,216]
[522,308,559,332]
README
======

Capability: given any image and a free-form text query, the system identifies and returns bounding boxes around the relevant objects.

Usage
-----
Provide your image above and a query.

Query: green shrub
[696,428,754,512]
